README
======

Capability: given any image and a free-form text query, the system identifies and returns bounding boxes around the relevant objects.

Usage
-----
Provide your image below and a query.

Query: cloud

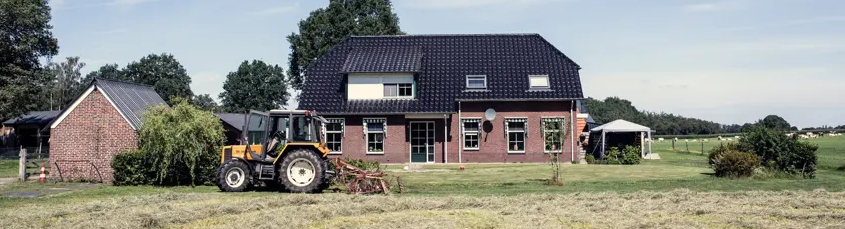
[109,0,160,6]
[723,15,845,32]
[398,0,560,10]
[253,2,299,16]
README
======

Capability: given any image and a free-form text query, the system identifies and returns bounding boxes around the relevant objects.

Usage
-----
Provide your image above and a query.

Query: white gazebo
[590,119,652,157]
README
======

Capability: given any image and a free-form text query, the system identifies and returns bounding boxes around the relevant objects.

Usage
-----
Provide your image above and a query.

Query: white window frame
[462,118,481,150]
[542,118,565,153]
[323,118,345,155]
[363,118,387,154]
[466,75,487,89]
[383,83,414,98]
[505,118,528,153]
[529,75,550,89]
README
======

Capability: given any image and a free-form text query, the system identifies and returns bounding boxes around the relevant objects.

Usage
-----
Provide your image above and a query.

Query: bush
[621,146,641,165]
[603,148,622,164]
[739,127,818,178]
[707,142,742,167]
[341,158,381,171]
[112,150,154,185]
[712,151,759,178]
[585,154,595,164]
[111,99,224,186]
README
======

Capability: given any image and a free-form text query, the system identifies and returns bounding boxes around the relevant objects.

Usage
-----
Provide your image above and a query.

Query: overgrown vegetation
[545,118,570,185]
[111,99,223,186]
[591,146,641,165]
[712,151,759,178]
[738,127,818,178]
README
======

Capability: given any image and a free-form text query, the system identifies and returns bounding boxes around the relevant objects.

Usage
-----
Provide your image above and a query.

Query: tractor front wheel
[216,160,252,192]
[278,149,327,193]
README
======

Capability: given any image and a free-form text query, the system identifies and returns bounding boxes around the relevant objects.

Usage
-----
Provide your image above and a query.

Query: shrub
[621,146,641,165]
[712,151,759,178]
[707,142,742,167]
[116,98,224,186]
[585,154,595,164]
[603,148,622,164]
[112,149,154,185]
[738,127,819,178]
[341,158,381,171]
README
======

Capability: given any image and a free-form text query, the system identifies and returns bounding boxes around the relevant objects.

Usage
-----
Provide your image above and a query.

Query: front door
[410,122,435,163]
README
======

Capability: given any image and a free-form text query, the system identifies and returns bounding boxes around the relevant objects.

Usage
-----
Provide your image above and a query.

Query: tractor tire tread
[278,149,327,193]
[216,159,252,192]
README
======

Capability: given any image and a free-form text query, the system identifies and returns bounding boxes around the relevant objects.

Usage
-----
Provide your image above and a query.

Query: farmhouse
[298,34,585,164]
[48,78,167,182]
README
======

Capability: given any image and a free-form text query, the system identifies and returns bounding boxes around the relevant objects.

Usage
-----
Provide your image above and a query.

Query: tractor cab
[217,109,332,193]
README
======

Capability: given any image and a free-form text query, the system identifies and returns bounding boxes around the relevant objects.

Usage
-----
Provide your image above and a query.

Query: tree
[138,98,224,186]
[192,94,220,112]
[123,53,193,104]
[82,63,124,85]
[44,56,86,110]
[758,115,791,131]
[0,0,59,120]
[219,60,289,112]
[286,0,403,95]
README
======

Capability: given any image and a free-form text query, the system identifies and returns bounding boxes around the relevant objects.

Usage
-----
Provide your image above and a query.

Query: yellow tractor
[216,109,332,193]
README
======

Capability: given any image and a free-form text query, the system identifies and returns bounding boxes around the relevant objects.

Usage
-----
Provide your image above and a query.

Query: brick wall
[447,101,577,163]
[49,89,138,183]
[325,101,576,164]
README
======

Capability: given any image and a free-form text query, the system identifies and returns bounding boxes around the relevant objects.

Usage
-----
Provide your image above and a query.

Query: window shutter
[362,122,367,139]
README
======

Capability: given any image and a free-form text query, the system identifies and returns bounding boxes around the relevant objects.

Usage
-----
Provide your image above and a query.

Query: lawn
[1,136,845,228]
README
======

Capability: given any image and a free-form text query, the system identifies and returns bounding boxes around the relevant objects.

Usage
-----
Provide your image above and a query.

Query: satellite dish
[484,108,497,121]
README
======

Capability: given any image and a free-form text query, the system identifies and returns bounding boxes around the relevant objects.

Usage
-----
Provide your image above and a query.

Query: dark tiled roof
[342,47,423,73]
[94,78,168,129]
[215,113,245,131]
[2,110,60,126]
[299,34,584,114]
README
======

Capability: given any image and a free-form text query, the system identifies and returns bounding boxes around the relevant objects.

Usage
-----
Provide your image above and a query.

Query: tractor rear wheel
[216,160,252,192]
[278,148,327,193]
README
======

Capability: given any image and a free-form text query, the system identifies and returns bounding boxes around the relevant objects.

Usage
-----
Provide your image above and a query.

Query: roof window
[466,75,487,89]
[528,75,549,88]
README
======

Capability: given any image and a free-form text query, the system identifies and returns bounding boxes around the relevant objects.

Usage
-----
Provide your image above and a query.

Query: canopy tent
[590,119,652,157]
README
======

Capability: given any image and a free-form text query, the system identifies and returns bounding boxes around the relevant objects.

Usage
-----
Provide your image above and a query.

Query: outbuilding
[48,78,167,182]
[588,119,653,158]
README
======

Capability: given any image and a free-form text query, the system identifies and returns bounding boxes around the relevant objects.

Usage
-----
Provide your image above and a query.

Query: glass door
[410,122,435,163]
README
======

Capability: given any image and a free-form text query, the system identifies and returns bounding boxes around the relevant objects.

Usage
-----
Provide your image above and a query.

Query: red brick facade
[49,89,138,183]
[325,101,577,164]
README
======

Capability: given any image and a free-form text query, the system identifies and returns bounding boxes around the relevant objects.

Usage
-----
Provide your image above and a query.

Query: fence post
[672,140,675,150]
[19,148,27,181]
[685,141,689,153]
[701,141,705,154]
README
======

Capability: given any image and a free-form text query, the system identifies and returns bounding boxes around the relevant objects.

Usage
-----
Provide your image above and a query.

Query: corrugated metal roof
[2,110,60,126]
[298,34,584,114]
[95,78,168,129]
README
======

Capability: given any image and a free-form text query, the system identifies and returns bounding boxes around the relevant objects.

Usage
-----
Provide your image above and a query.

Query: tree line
[584,97,834,135]
[0,0,403,121]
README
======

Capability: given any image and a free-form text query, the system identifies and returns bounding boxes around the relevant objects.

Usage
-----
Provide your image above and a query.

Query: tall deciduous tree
[757,115,791,131]
[82,63,124,84]
[123,53,194,104]
[192,94,220,112]
[286,0,403,94]
[0,0,59,120]
[45,56,86,110]
[219,60,288,112]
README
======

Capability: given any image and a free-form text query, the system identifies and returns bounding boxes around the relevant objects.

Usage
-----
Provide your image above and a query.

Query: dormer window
[529,75,549,88]
[384,83,413,98]
[466,75,487,89]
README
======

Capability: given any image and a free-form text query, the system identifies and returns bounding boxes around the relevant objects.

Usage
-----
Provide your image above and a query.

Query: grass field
[1,136,844,228]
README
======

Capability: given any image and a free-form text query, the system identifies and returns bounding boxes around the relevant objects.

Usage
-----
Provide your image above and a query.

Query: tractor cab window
[266,116,289,155]
[291,115,311,142]
[246,112,268,145]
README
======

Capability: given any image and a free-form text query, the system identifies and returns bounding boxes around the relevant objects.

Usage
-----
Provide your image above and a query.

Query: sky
[47,0,845,128]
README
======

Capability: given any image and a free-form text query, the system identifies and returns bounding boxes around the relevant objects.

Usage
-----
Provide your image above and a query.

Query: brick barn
[298,34,587,164]
[48,78,167,182]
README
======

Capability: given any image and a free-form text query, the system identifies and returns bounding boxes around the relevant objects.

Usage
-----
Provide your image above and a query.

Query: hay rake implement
[330,158,403,194]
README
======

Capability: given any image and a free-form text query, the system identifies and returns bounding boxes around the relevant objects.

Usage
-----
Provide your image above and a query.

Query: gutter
[570,101,575,163]
[444,114,448,164]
